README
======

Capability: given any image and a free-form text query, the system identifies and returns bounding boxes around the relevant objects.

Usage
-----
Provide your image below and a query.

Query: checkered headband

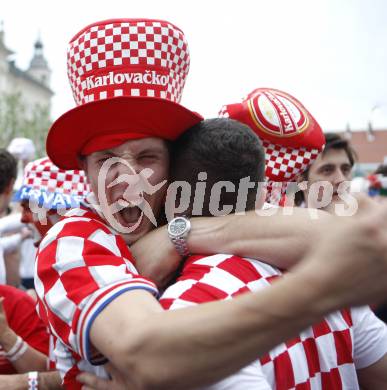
[14,157,90,209]
[220,88,325,204]
[68,19,191,105]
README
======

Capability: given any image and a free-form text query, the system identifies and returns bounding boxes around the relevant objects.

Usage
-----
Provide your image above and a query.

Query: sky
[1,0,387,131]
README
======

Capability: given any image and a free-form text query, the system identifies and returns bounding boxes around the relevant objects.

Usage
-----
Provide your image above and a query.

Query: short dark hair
[170,118,265,217]
[295,132,357,205]
[0,149,17,194]
[322,133,357,166]
[374,164,387,176]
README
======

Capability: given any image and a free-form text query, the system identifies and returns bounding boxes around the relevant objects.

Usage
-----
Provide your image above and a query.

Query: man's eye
[321,167,333,174]
[138,155,156,162]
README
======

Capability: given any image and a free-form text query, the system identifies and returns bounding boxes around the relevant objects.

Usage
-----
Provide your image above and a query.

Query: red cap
[47,19,202,169]
[220,88,325,204]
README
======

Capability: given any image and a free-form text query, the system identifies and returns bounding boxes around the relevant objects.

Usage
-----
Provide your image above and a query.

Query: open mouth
[116,203,143,227]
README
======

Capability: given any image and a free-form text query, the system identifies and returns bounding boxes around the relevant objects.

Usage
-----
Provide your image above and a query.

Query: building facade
[340,129,387,175]
[0,26,53,117]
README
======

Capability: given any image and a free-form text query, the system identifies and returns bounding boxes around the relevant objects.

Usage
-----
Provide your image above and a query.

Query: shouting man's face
[84,137,170,245]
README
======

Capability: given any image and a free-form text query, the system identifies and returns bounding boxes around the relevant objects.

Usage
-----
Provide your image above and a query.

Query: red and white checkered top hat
[220,88,325,204]
[47,19,203,169]
[14,157,90,209]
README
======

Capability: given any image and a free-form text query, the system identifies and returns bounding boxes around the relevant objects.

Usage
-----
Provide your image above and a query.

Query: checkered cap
[68,19,190,105]
[14,157,90,209]
[220,88,325,204]
[263,141,320,181]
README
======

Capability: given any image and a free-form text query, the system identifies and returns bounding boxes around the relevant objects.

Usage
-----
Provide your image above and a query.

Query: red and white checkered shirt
[35,205,158,389]
[160,254,387,390]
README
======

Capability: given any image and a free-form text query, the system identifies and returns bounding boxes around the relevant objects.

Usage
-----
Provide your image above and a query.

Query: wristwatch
[167,216,191,257]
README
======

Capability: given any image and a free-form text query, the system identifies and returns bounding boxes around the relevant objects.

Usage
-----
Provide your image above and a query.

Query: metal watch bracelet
[171,236,190,257]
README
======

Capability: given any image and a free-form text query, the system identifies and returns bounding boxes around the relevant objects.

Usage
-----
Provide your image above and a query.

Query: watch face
[169,217,187,237]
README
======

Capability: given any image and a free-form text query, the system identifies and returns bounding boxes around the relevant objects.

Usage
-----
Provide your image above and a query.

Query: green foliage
[0,92,51,157]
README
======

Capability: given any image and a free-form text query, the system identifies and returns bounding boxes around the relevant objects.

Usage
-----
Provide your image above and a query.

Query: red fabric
[274,351,295,389]
[47,18,203,169]
[222,88,325,150]
[0,285,49,374]
[220,88,325,204]
[321,368,342,390]
[48,97,202,170]
[19,157,89,197]
[35,205,158,386]
[160,254,363,389]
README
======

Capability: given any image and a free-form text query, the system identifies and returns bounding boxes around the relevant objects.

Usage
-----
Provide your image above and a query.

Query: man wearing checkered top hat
[35,18,387,389]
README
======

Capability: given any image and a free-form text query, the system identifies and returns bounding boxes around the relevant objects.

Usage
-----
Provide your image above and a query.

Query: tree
[0,92,51,157]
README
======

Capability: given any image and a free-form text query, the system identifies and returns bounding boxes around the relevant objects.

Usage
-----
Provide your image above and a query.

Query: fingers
[354,192,375,209]
[353,193,387,224]
[360,199,387,222]
[77,373,110,390]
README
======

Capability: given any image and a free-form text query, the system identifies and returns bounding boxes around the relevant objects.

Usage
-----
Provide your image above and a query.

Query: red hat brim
[47,96,203,169]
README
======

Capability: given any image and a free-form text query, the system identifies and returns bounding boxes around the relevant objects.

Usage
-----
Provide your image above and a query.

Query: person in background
[14,156,90,249]
[0,149,20,285]
[0,284,49,374]
[294,133,357,213]
[1,143,35,287]
[7,137,36,191]
[0,156,91,390]
[368,163,387,203]
[0,149,17,218]
[7,138,40,289]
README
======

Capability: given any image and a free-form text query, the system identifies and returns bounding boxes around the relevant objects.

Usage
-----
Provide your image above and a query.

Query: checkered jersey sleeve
[160,254,280,309]
[35,215,158,365]
[352,306,387,369]
[160,254,278,390]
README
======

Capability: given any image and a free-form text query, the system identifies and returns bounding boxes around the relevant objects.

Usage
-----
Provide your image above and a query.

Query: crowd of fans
[0,17,386,390]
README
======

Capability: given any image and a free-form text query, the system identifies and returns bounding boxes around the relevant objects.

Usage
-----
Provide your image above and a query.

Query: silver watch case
[167,216,191,257]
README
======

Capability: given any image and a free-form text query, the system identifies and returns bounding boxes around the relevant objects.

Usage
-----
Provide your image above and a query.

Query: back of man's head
[0,149,17,195]
[170,118,265,217]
